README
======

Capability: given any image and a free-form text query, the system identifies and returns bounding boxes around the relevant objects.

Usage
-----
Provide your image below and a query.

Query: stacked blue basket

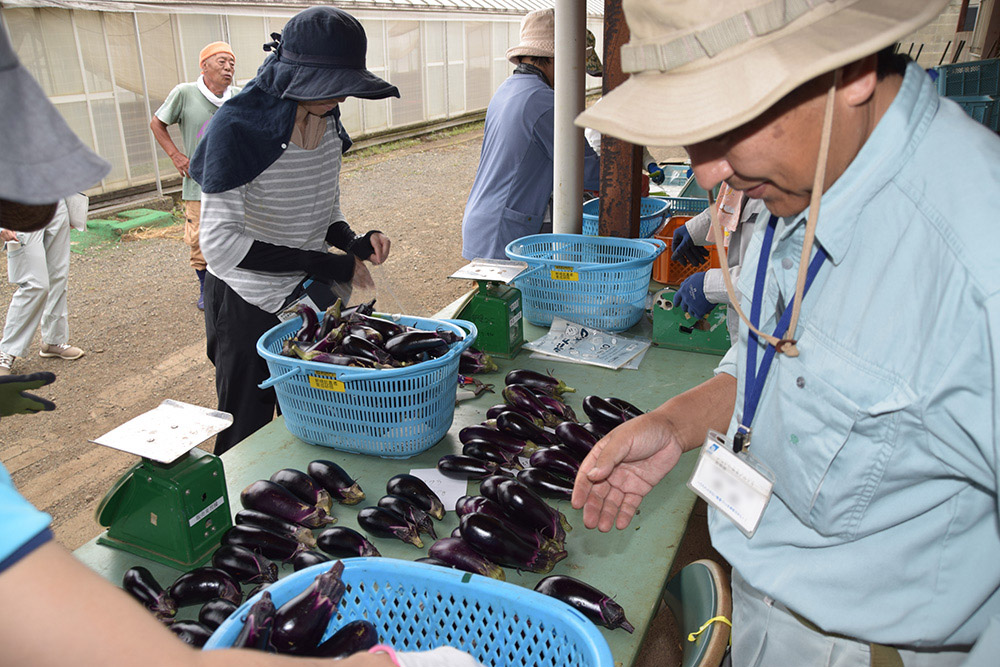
[204,559,614,666]
[256,315,475,458]
[506,233,665,332]
[581,197,669,238]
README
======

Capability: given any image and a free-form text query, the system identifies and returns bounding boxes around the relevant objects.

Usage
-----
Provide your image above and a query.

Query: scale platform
[93,400,234,569]
[449,259,528,359]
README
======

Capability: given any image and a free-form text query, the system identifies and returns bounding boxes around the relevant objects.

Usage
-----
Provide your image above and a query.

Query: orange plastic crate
[652,215,722,286]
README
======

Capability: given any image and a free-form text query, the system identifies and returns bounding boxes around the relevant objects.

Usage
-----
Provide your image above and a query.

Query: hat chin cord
[709,69,840,358]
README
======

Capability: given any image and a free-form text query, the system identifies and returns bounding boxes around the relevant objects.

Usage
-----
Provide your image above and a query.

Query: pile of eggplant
[436,368,646,501]
[279,299,467,369]
[344,474,446,551]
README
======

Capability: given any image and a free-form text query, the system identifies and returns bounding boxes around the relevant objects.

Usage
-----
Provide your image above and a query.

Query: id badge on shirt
[687,430,774,538]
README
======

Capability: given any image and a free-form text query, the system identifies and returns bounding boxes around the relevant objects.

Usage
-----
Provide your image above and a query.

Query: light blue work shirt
[0,460,52,573]
[711,62,1000,652]
[461,70,600,260]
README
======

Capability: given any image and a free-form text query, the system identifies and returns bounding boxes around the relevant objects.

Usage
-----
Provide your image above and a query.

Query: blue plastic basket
[506,233,666,332]
[652,196,710,218]
[581,196,669,238]
[204,558,614,666]
[256,315,475,458]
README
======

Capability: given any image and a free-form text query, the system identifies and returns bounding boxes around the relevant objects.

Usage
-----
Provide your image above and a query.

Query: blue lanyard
[734,215,828,453]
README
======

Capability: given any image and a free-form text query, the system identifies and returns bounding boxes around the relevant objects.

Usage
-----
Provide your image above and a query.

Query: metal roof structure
[2,0,604,17]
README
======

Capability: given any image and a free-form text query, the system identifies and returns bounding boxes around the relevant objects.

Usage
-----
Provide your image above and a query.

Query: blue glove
[671,225,710,266]
[672,273,714,320]
[646,162,665,185]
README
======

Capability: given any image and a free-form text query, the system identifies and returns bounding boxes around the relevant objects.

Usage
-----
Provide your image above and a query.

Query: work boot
[0,350,15,376]
[196,269,207,311]
[39,343,85,360]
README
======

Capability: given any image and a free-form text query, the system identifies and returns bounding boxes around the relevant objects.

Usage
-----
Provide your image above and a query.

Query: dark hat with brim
[255,6,399,102]
[0,25,110,206]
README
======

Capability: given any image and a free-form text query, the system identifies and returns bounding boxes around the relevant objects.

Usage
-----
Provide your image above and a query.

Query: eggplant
[460,347,498,374]
[240,480,335,529]
[427,537,506,581]
[305,324,346,355]
[341,298,375,319]
[534,393,579,423]
[606,396,645,420]
[293,304,319,342]
[517,467,574,500]
[307,352,381,368]
[486,404,511,420]
[456,496,563,552]
[534,575,635,633]
[198,598,238,631]
[504,368,575,396]
[341,334,396,366]
[308,459,365,505]
[384,330,448,361]
[270,468,334,514]
[350,312,407,340]
[316,527,382,558]
[307,619,380,658]
[529,446,581,479]
[291,550,332,571]
[346,323,384,345]
[316,301,344,341]
[460,513,567,574]
[503,383,563,428]
[222,524,307,562]
[233,591,277,650]
[167,566,242,608]
[462,439,523,469]
[415,556,457,569]
[357,506,424,548]
[385,473,445,520]
[450,526,463,538]
[121,566,176,620]
[478,474,510,504]
[235,509,318,549]
[212,544,279,584]
[271,561,347,654]
[554,422,600,461]
[496,478,571,541]
[437,454,505,479]
[582,395,635,428]
[169,621,214,647]
[458,425,533,455]
[496,410,558,446]
[377,494,438,539]
[583,420,612,439]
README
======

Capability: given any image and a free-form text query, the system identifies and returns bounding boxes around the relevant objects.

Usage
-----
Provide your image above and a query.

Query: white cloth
[1,200,71,357]
[196,74,234,108]
[397,647,484,667]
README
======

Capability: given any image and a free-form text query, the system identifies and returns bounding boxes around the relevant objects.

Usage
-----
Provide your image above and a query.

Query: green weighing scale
[651,287,731,355]
[93,400,234,568]
[449,259,528,359]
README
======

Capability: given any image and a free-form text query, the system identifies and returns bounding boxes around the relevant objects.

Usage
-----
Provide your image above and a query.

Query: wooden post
[598,0,642,238]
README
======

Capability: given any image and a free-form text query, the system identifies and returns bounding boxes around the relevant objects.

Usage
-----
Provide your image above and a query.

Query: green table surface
[73,317,720,666]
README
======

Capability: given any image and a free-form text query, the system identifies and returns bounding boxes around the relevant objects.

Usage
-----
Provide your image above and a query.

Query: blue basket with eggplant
[256,310,476,458]
[204,558,614,666]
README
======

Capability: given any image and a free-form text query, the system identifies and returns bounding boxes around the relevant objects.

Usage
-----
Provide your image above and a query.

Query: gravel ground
[0,128,479,550]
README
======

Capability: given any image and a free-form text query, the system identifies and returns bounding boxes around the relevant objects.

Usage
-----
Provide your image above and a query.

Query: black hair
[518,55,552,67]
[876,45,911,78]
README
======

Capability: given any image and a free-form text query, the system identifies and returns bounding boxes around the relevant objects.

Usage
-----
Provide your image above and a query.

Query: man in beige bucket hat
[572,1,1000,665]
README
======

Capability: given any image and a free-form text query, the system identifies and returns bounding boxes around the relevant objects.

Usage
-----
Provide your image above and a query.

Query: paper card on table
[408,468,469,513]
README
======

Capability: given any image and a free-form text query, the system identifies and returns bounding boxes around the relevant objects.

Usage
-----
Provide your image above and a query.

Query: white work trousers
[1,201,71,358]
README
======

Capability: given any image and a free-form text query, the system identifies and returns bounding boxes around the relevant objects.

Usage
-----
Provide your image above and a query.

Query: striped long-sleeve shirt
[200,117,345,313]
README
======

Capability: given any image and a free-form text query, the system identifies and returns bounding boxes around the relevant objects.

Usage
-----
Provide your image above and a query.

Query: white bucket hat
[576,0,951,147]
[506,8,555,64]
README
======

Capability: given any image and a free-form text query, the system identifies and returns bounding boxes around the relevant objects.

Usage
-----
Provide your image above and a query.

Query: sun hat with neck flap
[506,8,556,63]
[190,5,399,194]
[576,0,951,148]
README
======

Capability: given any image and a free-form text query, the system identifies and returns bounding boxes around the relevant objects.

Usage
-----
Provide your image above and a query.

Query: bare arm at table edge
[0,540,393,667]
[149,116,190,178]
[571,372,737,532]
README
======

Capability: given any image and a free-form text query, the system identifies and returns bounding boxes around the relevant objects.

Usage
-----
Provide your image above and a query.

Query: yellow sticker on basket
[309,372,346,392]
[551,266,579,281]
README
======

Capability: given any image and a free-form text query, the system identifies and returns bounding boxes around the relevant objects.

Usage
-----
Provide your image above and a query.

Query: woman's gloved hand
[671,225,709,266]
[646,162,665,185]
[672,272,714,320]
[0,372,56,418]
[349,231,391,265]
[370,644,484,667]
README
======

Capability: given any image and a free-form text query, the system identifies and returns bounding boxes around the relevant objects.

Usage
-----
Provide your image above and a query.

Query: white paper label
[189,496,225,527]
[408,468,469,513]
